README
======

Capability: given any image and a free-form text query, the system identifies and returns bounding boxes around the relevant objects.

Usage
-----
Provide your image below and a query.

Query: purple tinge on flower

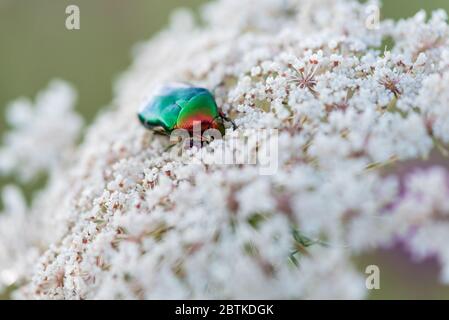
[382,167,449,281]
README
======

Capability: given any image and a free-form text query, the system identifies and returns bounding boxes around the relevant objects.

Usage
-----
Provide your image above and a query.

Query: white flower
[0,80,83,181]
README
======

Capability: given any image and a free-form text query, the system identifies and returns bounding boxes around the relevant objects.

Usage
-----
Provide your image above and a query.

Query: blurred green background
[1,0,449,299]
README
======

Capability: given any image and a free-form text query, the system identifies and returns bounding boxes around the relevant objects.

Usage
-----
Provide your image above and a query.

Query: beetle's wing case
[176,91,221,128]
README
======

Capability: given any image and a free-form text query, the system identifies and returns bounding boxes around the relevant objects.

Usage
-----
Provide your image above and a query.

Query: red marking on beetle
[175,115,217,133]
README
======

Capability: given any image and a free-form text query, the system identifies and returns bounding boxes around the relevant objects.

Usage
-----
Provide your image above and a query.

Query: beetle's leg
[219,110,237,130]
[153,131,170,137]
[149,125,171,137]
[186,137,203,148]
[164,143,178,152]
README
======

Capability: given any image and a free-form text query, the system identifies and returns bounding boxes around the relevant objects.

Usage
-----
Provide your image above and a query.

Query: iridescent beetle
[138,84,235,138]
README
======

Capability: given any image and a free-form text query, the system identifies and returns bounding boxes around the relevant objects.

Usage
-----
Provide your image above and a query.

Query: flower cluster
[1,0,449,299]
[0,80,83,182]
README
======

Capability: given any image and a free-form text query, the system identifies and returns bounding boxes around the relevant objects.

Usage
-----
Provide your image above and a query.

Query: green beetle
[138,84,235,137]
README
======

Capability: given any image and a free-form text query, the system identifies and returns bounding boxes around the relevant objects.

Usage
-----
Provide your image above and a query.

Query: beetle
[138,84,235,138]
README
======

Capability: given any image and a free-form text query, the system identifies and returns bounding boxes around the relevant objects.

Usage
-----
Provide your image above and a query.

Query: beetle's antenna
[219,110,237,130]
